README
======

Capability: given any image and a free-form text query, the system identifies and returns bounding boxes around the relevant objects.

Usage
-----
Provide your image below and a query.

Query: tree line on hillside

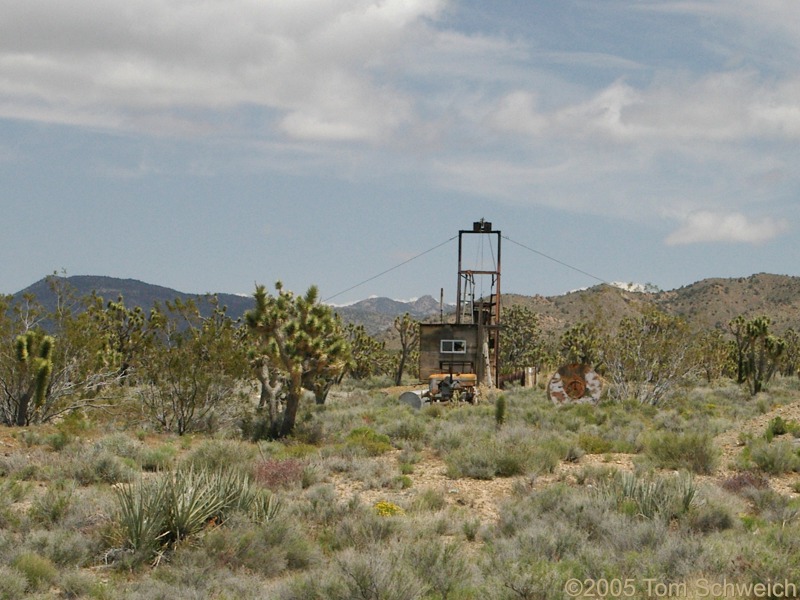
[1,276,797,437]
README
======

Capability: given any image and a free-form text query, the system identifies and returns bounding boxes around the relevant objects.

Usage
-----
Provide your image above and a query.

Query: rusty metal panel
[548,363,603,405]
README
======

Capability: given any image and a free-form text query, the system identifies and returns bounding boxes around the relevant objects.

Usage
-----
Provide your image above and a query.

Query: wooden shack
[419,323,485,382]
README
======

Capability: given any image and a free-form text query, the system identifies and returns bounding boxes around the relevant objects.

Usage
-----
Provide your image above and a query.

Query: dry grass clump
[643,430,718,474]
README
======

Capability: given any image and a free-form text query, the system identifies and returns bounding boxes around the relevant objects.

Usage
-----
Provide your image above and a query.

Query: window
[440,339,467,354]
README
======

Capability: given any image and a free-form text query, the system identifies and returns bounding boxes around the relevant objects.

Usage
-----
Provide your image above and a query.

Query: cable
[323,235,458,303]
[502,234,607,285]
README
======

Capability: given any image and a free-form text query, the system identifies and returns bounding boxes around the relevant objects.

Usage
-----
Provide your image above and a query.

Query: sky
[1,0,799,305]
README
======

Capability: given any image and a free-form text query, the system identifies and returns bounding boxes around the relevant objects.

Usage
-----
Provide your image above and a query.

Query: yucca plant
[113,480,168,554]
[598,471,697,521]
[249,490,282,524]
[164,468,231,544]
[113,467,283,560]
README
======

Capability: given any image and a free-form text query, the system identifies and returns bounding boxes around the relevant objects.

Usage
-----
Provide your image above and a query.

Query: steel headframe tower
[455,219,501,387]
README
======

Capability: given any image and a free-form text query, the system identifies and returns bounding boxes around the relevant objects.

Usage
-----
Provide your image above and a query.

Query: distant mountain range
[9,272,800,338]
[10,275,448,334]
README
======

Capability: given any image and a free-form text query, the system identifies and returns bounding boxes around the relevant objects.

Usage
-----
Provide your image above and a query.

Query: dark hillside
[12,276,254,320]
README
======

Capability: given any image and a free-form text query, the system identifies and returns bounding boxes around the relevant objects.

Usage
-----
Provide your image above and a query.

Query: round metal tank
[399,390,424,410]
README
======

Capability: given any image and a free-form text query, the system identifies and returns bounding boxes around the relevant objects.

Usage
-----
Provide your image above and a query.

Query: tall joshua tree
[2,331,54,426]
[744,316,785,395]
[393,312,419,385]
[246,282,350,437]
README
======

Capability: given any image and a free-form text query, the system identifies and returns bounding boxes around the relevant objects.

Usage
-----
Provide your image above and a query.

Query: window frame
[440,339,467,354]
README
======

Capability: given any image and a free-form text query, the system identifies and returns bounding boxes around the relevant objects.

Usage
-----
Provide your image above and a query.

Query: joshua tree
[393,312,419,385]
[246,282,350,437]
[1,331,54,426]
[743,316,785,395]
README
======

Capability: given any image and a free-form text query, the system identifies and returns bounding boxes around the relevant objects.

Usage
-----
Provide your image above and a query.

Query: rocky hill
[506,272,800,336]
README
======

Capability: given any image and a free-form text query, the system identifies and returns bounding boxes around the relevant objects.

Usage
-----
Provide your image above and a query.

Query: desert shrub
[276,547,432,600]
[652,534,705,580]
[496,483,569,532]
[348,458,395,490]
[0,477,29,502]
[429,421,468,453]
[399,461,414,475]
[140,444,177,472]
[495,394,507,428]
[481,543,569,600]
[444,443,497,479]
[253,458,306,490]
[462,517,481,542]
[422,404,443,419]
[0,565,27,600]
[345,427,393,456]
[25,528,98,567]
[332,546,427,600]
[28,479,75,527]
[300,463,322,489]
[392,474,412,489]
[444,430,568,479]
[279,567,348,600]
[515,518,590,561]
[578,431,614,454]
[68,446,137,485]
[298,484,356,526]
[95,433,143,461]
[747,439,800,474]
[11,552,58,592]
[707,530,800,585]
[381,413,426,442]
[409,487,447,513]
[766,416,789,438]
[687,500,735,533]
[180,438,257,473]
[332,508,403,550]
[644,431,718,474]
[203,515,318,577]
[59,568,99,599]
[406,538,475,599]
[280,442,321,459]
[45,430,72,451]
[747,490,800,526]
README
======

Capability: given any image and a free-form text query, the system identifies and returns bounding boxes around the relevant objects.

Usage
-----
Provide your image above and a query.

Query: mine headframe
[418,219,501,399]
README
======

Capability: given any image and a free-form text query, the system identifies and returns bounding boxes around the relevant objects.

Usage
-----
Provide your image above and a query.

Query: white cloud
[665,211,789,245]
[2,0,799,239]
[490,91,547,136]
[0,0,445,140]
